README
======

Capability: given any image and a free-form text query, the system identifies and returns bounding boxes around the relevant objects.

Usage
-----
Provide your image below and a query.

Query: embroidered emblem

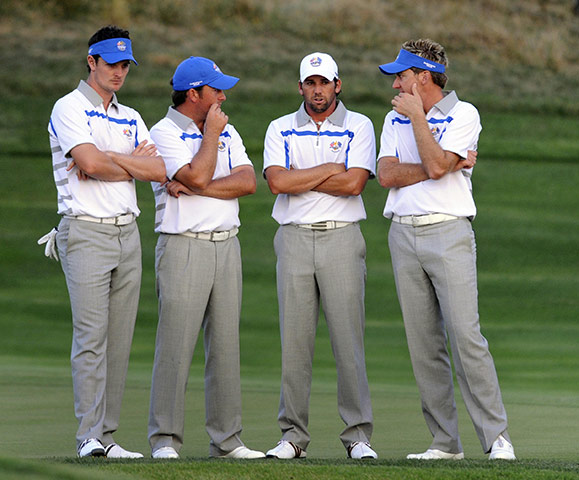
[122,127,133,139]
[329,140,342,153]
[310,56,322,67]
[116,40,127,52]
[430,126,440,136]
[218,140,226,152]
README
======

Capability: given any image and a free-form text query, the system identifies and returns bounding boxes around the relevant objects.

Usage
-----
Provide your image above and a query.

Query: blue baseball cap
[379,49,445,75]
[88,38,138,65]
[172,57,239,91]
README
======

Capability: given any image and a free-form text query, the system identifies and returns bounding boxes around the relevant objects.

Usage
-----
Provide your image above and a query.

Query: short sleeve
[438,104,482,158]
[226,125,253,169]
[345,115,376,175]
[378,111,398,159]
[150,124,193,180]
[49,97,95,157]
[134,111,153,148]
[263,120,288,172]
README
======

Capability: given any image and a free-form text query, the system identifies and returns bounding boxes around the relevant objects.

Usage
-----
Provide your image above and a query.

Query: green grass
[1,87,578,480]
[1,151,578,478]
[1,2,579,478]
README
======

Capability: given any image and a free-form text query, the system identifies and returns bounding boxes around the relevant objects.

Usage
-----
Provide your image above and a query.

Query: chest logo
[329,140,342,153]
[218,140,227,152]
[122,128,133,139]
[431,126,440,137]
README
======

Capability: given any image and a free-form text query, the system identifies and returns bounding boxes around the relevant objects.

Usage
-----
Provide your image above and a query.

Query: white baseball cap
[299,52,339,82]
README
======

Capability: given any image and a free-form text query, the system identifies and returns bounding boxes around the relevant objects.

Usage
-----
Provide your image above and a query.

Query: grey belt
[295,221,352,231]
[181,227,239,242]
[65,213,135,226]
[391,213,459,227]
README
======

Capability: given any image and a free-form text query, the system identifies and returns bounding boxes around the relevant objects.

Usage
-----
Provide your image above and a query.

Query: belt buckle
[412,215,427,227]
[210,231,228,241]
[310,222,329,231]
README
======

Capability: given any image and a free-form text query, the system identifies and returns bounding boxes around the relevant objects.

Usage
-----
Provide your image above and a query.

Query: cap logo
[116,40,127,52]
[213,63,222,72]
[310,56,322,67]
[190,80,203,87]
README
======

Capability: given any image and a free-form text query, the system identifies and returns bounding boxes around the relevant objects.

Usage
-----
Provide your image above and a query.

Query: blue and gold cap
[172,57,239,91]
[379,49,445,75]
[88,38,138,65]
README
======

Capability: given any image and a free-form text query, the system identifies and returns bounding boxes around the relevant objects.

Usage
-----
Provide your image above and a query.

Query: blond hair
[402,39,448,88]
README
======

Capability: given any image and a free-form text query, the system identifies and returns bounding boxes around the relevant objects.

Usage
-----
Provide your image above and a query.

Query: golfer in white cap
[263,52,377,460]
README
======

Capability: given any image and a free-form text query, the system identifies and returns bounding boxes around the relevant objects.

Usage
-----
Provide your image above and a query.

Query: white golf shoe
[348,441,378,459]
[104,443,144,459]
[213,445,266,459]
[489,435,516,460]
[266,440,306,459]
[152,446,180,459]
[77,438,105,458]
[407,448,464,460]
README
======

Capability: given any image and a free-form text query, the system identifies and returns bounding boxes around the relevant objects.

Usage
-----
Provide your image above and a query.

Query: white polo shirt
[48,80,151,217]
[378,91,481,219]
[263,101,376,225]
[151,107,253,234]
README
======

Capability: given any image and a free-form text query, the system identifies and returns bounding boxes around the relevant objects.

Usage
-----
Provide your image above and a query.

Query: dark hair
[402,39,448,88]
[170,79,204,107]
[87,25,130,74]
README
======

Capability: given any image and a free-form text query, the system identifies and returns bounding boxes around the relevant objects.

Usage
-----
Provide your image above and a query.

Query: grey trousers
[148,234,244,456]
[56,217,141,447]
[388,218,509,453]
[274,224,373,450]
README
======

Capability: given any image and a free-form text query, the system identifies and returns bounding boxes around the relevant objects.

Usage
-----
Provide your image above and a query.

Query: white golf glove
[37,227,59,261]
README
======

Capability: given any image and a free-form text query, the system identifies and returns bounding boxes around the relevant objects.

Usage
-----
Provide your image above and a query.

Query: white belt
[181,227,239,242]
[65,213,135,226]
[295,221,352,231]
[391,213,459,227]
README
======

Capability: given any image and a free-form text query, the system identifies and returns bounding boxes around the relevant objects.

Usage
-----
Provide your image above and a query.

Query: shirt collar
[433,90,459,116]
[166,106,196,131]
[296,100,347,128]
[77,80,119,109]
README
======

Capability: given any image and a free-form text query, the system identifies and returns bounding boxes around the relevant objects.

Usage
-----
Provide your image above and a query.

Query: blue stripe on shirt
[84,110,138,126]
[280,129,355,169]
[391,116,454,125]
[180,131,232,141]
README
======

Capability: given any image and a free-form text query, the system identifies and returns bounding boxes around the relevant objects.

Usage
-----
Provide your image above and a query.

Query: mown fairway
[0,1,578,478]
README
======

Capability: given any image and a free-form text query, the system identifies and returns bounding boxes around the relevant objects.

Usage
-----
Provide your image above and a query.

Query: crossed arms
[69,140,166,183]
[378,84,477,189]
[377,150,476,189]
[264,164,370,197]
[164,105,256,200]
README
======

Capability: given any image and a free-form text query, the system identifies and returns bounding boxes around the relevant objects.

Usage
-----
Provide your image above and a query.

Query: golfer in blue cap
[376,38,516,461]
[45,24,165,458]
[146,56,263,460]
